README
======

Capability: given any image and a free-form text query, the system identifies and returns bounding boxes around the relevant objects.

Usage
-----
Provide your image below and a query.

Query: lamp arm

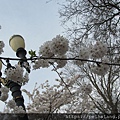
[16,48,30,73]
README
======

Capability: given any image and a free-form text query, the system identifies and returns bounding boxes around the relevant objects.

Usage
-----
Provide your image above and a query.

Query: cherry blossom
[75,47,90,65]
[91,57,109,76]
[55,55,67,69]
[4,64,29,85]
[90,41,108,59]
[6,100,16,109]
[0,41,5,55]
[39,41,54,57]
[50,35,69,55]
[32,59,49,69]
[0,86,9,102]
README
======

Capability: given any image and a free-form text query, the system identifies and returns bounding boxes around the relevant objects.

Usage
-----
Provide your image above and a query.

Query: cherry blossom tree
[58,0,120,114]
[59,0,120,41]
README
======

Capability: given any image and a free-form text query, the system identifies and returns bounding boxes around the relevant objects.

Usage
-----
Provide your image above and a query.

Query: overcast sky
[0,0,65,111]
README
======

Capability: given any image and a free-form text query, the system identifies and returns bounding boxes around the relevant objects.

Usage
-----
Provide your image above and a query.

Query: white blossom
[0,93,8,101]
[0,41,5,54]
[4,64,29,85]
[22,72,29,85]
[13,106,25,113]
[80,83,92,95]
[33,97,40,104]
[90,41,108,59]
[50,35,69,55]
[0,41,4,48]
[75,47,90,65]
[4,65,23,84]
[39,41,54,57]
[0,86,9,93]
[55,55,67,69]
[91,57,109,76]
[7,100,16,109]
[0,86,9,101]
[32,59,49,69]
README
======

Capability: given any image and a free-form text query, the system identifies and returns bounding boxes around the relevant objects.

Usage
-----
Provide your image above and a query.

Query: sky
[0,0,65,111]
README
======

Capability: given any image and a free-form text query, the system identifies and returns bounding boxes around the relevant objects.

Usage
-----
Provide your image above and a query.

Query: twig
[51,63,73,95]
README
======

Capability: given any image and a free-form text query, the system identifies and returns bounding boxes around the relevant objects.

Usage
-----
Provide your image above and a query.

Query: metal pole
[7,80,29,120]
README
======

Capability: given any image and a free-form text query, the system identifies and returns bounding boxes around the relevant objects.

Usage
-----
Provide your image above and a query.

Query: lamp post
[8,35,29,120]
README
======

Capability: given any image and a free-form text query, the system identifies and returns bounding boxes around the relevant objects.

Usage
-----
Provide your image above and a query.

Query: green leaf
[28,50,36,57]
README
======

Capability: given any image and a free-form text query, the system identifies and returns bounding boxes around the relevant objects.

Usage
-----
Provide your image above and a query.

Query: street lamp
[9,35,25,52]
[9,35,27,59]
[0,35,30,120]
[8,35,29,120]
[9,35,30,73]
